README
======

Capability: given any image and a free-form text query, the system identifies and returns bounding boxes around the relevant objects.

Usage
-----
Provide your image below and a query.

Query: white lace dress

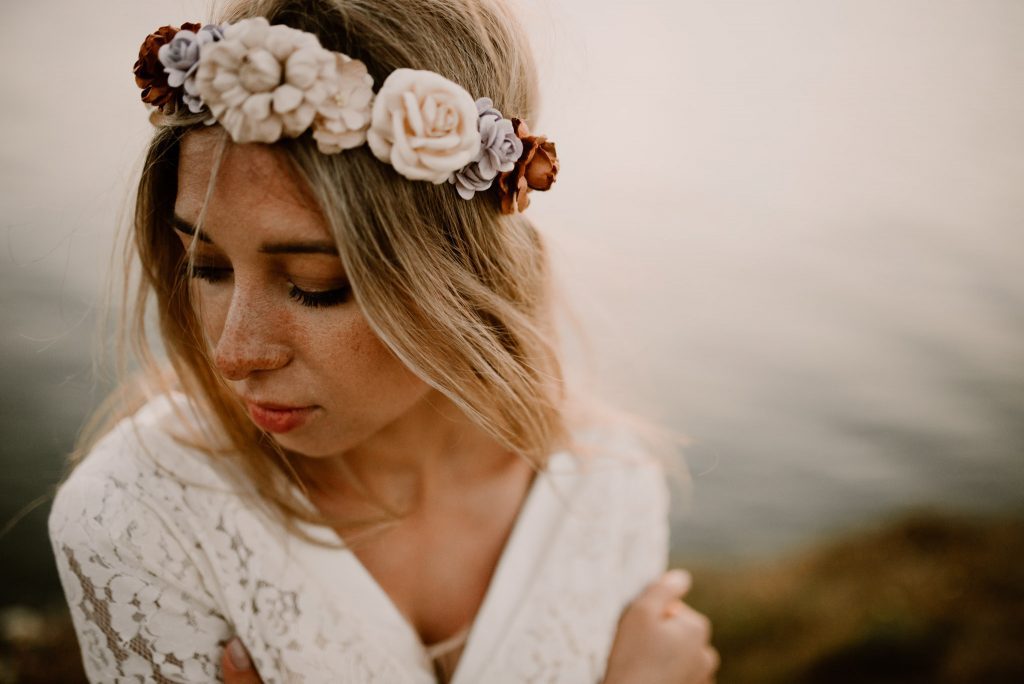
[49,393,670,683]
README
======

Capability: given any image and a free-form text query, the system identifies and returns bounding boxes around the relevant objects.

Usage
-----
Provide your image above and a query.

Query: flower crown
[133,17,559,214]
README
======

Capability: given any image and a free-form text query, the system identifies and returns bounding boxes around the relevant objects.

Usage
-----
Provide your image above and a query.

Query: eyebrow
[172,215,339,255]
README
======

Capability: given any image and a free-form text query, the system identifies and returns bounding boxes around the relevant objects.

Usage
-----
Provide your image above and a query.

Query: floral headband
[133,17,559,214]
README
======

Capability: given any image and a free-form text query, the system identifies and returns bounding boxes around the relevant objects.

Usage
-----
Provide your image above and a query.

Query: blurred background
[1,0,1021,682]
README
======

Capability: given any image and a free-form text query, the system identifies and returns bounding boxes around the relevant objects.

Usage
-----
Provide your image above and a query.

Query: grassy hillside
[682,509,1024,683]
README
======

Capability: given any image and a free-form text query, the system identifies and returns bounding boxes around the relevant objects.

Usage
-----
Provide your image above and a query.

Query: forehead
[175,128,326,239]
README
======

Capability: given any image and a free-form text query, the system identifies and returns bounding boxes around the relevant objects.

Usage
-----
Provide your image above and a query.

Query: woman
[49,0,718,682]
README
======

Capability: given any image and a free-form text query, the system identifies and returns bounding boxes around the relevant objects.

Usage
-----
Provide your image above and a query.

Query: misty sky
[2,1,1022,557]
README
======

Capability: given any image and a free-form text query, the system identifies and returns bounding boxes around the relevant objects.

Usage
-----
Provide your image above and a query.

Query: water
[1,0,1022,606]
[531,0,1024,558]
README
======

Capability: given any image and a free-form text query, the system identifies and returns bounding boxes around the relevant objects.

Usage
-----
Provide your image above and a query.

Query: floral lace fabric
[49,393,670,683]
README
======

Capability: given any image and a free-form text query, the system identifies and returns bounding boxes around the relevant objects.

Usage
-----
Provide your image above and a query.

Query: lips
[245,400,318,434]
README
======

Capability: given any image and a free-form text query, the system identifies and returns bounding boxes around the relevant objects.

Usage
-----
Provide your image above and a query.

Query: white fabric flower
[366,69,481,184]
[311,54,375,154]
[193,17,338,144]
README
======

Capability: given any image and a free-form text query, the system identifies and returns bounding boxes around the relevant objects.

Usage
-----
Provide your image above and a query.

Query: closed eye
[288,283,352,308]
[183,261,350,308]
[187,265,232,283]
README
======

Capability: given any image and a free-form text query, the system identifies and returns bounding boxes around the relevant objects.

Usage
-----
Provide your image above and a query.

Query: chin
[268,427,352,460]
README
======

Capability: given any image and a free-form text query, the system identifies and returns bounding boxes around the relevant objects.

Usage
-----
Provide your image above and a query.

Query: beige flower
[311,54,375,154]
[193,17,337,144]
[366,69,481,184]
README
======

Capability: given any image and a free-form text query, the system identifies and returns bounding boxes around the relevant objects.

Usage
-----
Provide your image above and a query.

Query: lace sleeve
[49,474,233,682]
[617,458,671,608]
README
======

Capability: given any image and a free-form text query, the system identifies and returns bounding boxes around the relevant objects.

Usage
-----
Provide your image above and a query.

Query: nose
[212,286,291,381]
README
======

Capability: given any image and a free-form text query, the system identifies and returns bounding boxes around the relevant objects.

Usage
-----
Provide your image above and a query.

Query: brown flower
[496,118,560,214]
[133,23,200,111]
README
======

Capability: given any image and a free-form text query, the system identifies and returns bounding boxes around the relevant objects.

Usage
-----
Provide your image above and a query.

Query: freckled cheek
[306,316,427,407]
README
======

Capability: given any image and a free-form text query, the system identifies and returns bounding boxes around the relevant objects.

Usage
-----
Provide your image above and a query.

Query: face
[173,128,432,458]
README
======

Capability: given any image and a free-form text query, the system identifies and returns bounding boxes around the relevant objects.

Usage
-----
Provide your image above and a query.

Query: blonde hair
[76,0,691,542]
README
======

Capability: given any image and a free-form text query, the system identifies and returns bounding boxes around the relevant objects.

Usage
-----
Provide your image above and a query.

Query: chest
[209,455,633,683]
[346,508,517,646]
[321,463,538,648]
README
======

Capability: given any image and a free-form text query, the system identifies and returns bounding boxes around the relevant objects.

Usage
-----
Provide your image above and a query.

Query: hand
[602,569,720,684]
[222,637,263,684]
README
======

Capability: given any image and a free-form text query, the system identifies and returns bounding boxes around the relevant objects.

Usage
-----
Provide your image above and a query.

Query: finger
[706,644,721,673]
[222,638,263,684]
[640,569,692,607]
[690,610,713,640]
[697,647,720,684]
[663,599,685,618]
[673,607,713,640]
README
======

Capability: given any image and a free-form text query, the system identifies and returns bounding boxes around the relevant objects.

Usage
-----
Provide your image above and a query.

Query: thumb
[222,638,263,684]
[640,568,692,607]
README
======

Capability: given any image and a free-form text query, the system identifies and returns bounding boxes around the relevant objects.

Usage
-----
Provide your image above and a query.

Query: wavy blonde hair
[76,0,691,542]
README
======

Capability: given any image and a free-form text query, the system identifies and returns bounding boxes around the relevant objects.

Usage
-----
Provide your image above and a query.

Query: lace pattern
[49,394,670,683]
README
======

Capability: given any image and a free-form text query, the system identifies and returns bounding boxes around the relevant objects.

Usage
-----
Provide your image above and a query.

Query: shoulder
[559,422,672,509]
[49,392,249,554]
[48,393,240,682]
[65,391,239,489]
[569,425,674,606]
[542,423,673,552]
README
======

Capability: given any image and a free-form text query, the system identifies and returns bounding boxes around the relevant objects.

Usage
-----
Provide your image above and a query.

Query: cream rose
[366,68,481,184]
[311,54,375,154]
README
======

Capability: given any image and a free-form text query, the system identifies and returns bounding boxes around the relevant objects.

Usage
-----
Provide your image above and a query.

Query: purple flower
[449,97,524,200]
[158,24,223,114]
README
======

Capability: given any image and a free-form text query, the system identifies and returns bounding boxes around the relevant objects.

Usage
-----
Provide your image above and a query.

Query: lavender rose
[449,97,523,200]
[157,24,223,114]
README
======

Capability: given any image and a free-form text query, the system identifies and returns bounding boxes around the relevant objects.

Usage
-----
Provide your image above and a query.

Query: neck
[294,389,518,510]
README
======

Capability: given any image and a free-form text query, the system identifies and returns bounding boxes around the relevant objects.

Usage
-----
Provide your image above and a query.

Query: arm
[601,457,720,684]
[49,475,233,682]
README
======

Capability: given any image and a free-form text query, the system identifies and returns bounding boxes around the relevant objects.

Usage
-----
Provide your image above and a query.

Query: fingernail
[664,569,690,588]
[228,638,252,671]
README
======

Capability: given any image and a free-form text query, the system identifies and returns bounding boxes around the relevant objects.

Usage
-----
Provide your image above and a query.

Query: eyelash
[185,266,351,309]
[288,284,351,308]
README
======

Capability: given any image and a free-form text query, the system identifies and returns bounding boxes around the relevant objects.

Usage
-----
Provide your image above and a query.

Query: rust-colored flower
[496,118,560,214]
[133,23,200,111]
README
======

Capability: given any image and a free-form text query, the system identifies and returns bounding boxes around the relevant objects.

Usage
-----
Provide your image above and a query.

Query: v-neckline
[288,450,574,684]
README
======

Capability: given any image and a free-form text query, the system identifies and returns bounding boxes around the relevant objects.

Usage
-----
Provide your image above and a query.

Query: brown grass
[681,509,1024,683]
